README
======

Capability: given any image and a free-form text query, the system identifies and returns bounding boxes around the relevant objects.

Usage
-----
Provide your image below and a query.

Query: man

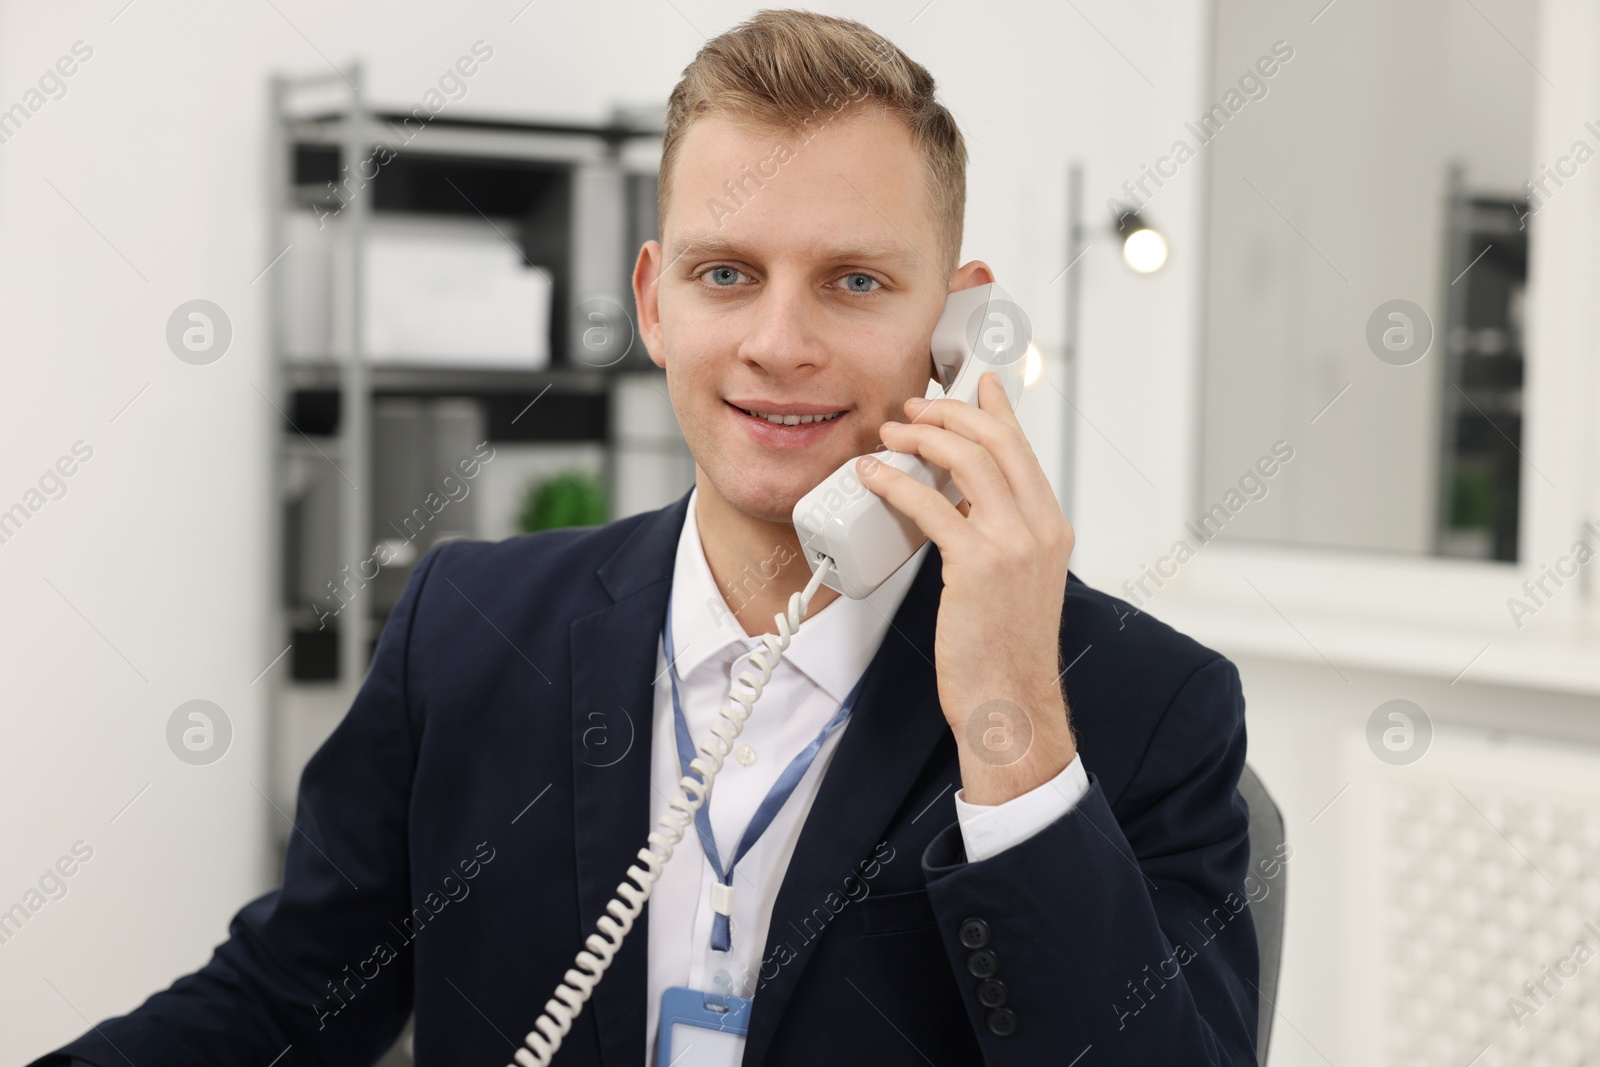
[32,9,1258,1066]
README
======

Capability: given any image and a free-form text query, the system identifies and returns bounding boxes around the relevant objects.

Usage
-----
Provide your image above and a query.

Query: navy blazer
[33,489,1259,1066]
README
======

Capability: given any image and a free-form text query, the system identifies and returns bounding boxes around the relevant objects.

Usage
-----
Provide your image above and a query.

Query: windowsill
[1149,586,1600,697]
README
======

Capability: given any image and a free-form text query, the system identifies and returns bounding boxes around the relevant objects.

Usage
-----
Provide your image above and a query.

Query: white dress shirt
[643,487,1089,1064]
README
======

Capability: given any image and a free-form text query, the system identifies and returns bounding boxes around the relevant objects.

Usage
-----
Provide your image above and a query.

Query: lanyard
[663,590,869,954]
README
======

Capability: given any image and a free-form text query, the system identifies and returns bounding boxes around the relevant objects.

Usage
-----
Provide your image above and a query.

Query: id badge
[657,985,752,1067]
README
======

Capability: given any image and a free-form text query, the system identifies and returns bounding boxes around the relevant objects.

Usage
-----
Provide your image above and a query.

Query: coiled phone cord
[509,555,837,1067]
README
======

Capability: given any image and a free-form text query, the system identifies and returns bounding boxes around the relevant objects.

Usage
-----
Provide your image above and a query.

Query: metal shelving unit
[1434,166,1528,562]
[264,63,688,1063]
[263,62,685,829]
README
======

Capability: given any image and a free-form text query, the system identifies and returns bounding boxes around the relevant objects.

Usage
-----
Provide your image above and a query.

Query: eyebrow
[666,232,925,271]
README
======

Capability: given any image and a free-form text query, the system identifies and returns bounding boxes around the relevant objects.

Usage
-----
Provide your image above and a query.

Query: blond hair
[658,9,966,269]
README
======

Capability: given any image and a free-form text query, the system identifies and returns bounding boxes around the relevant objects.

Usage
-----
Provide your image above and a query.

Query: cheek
[871,339,935,402]
[657,312,708,381]
[679,343,734,400]
[664,301,737,366]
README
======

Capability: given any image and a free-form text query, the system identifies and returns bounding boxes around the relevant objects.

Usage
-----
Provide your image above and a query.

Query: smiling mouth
[731,405,847,426]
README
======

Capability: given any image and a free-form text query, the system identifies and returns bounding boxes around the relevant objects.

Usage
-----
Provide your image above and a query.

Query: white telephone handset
[792,282,1029,599]
[509,282,1031,1067]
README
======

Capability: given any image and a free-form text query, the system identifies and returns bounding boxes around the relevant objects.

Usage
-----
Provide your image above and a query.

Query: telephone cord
[508,556,836,1067]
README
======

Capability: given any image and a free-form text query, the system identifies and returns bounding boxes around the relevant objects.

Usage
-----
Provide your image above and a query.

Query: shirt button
[735,744,757,766]
[966,948,999,979]
[976,978,1007,1008]
[986,1007,1017,1037]
[958,917,990,949]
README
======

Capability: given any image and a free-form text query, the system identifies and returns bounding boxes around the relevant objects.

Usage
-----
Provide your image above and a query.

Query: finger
[878,420,1018,522]
[903,374,1060,530]
[854,453,976,556]
[976,368,1032,442]
[973,374,1076,555]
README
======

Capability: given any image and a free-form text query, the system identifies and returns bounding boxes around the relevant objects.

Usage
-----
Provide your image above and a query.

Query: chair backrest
[1237,763,1285,1065]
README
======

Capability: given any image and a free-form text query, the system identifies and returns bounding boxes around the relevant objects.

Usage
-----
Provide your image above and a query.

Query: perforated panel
[1372,730,1600,1066]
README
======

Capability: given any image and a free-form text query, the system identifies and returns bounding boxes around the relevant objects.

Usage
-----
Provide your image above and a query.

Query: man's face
[634,108,991,525]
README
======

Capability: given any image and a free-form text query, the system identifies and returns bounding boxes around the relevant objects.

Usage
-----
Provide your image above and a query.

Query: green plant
[519,469,608,533]
[1448,465,1495,530]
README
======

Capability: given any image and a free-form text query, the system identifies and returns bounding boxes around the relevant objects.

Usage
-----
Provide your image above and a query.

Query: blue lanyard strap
[663,590,869,953]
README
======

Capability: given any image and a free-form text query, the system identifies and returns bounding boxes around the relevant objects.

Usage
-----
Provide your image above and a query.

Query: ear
[632,240,667,369]
[948,260,996,292]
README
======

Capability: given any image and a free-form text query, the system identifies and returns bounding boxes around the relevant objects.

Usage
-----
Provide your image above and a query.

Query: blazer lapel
[569,490,690,1067]
[740,547,950,1066]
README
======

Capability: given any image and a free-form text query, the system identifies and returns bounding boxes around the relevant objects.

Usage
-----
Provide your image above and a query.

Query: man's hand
[856,370,1078,806]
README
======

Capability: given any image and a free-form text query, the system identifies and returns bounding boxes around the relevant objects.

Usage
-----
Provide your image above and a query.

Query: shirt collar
[668,485,928,704]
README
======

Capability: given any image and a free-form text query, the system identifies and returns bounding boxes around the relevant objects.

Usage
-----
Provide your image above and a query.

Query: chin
[726,477,810,526]
[715,460,838,526]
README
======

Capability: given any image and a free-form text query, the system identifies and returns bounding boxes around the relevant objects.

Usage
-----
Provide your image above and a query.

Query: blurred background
[3,0,1598,1064]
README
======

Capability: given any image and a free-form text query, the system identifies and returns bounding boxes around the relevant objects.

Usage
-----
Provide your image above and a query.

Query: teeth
[742,408,844,426]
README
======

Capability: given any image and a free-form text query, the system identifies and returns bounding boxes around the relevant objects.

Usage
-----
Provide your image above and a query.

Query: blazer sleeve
[26,544,448,1067]
[920,655,1259,1066]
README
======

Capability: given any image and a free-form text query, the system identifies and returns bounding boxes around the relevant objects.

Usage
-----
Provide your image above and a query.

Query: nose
[735,277,830,376]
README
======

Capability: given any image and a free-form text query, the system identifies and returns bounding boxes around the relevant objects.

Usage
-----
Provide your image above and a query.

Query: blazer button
[987,1007,1017,1037]
[976,978,1007,1008]
[958,917,990,949]
[966,948,999,978]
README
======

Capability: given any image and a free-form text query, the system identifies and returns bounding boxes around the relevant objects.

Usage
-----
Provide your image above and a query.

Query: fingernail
[906,396,929,409]
[858,455,878,474]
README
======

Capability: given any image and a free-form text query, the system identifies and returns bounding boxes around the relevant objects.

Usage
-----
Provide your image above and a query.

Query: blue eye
[841,273,879,293]
[706,266,744,286]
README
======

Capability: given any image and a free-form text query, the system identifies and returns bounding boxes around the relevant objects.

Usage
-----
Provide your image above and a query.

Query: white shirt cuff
[953,753,1090,864]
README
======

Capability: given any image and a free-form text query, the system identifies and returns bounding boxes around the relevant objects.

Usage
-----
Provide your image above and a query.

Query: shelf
[283,361,646,395]
[287,110,662,165]
[279,366,667,442]
[293,108,661,143]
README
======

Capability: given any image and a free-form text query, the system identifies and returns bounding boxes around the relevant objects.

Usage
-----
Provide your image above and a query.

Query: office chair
[1237,763,1285,1065]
